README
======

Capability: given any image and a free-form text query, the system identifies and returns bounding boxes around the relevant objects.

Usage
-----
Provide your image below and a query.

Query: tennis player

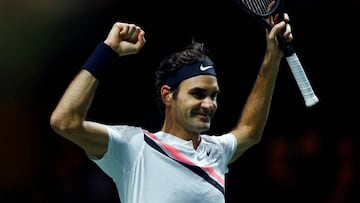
[50,15,292,203]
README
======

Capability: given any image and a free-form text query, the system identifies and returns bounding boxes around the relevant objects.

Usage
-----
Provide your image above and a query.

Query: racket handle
[285,53,319,107]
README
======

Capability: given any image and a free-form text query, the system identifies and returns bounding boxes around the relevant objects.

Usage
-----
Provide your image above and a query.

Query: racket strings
[241,0,274,15]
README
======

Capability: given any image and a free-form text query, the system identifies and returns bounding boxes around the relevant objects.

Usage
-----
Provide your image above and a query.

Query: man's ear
[160,85,172,104]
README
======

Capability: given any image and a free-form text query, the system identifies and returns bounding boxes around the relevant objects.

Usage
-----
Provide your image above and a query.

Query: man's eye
[193,93,206,99]
[211,95,217,100]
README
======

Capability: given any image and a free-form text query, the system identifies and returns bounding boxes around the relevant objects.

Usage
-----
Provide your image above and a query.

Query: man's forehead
[180,75,219,90]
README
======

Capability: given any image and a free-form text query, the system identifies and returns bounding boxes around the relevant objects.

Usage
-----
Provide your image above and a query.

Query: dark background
[0,0,359,202]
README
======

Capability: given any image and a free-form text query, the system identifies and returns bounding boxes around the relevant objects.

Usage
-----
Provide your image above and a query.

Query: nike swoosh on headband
[200,64,213,71]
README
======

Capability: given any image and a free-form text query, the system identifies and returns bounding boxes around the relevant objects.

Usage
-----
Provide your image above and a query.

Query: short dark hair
[154,40,214,110]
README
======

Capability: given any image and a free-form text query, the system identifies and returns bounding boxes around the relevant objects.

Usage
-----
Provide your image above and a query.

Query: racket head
[238,0,281,18]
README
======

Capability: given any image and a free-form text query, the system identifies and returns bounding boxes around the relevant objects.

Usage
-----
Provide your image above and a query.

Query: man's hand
[104,22,146,56]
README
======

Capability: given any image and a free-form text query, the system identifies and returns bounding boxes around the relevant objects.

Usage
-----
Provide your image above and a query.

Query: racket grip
[285,53,319,107]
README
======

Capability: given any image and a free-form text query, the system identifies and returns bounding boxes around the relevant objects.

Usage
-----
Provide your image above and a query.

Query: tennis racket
[235,0,319,107]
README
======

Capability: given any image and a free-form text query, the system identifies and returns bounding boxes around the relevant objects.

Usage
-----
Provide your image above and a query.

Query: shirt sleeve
[217,133,238,167]
[90,125,145,178]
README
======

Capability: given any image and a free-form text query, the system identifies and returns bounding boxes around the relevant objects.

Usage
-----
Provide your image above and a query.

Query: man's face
[171,75,219,134]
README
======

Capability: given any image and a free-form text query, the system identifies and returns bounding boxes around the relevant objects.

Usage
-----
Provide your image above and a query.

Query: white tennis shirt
[91,125,237,203]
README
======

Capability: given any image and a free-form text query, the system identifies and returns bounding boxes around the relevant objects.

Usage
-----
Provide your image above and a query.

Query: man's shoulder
[106,124,144,136]
[200,133,236,143]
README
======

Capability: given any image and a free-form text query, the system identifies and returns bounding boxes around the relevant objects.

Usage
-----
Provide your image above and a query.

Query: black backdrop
[0,0,359,202]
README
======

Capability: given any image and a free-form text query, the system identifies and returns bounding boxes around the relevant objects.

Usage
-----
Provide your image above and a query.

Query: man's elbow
[49,110,82,137]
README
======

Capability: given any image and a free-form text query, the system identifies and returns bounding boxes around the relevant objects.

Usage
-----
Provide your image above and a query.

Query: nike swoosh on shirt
[200,64,213,71]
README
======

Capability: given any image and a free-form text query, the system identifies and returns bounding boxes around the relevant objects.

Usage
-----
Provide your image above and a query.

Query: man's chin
[197,123,211,133]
